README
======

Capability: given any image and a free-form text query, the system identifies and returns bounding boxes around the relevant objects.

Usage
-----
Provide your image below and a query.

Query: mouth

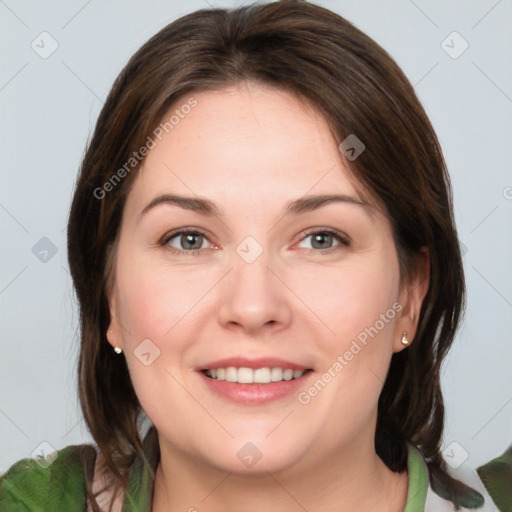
[196,358,314,404]
[196,356,314,404]
[201,367,313,384]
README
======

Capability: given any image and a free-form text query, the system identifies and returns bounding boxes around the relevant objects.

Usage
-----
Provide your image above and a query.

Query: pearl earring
[107,330,123,354]
[401,331,409,346]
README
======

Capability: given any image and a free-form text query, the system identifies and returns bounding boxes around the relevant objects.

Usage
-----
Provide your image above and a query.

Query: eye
[160,229,212,255]
[297,229,350,251]
[159,227,349,256]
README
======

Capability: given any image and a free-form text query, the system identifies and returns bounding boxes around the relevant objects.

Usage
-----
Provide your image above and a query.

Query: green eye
[297,230,350,251]
[161,229,210,255]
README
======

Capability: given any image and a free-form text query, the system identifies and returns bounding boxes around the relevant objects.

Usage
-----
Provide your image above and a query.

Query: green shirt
[0,438,479,511]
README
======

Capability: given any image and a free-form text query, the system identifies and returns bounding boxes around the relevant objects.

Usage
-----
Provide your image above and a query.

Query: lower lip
[198,371,313,404]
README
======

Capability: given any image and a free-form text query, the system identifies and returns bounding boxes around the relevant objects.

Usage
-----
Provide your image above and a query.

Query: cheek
[294,259,400,428]
[115,254,216,344]
[113,257,206,433]
[294,250,401,407]
[293,253,400,346]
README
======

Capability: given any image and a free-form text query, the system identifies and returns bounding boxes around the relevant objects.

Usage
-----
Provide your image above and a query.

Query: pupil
[312,233,331,249]
[183,234,201,250]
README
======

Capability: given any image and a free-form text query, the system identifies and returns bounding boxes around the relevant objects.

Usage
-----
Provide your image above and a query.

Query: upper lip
[197,357,312,371]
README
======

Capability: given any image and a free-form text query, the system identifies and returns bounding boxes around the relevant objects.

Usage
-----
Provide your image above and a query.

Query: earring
[107,330,122,354]
[401,331,409,346]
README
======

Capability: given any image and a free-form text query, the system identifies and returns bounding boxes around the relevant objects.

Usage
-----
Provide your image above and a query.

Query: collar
[404,442,429,511]
[121,428,159,512]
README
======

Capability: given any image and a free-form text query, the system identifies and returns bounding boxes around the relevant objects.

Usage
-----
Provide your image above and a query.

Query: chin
[196,433,308,475]
[209,449,302,476]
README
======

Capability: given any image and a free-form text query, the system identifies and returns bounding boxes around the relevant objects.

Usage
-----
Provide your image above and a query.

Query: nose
[217,250,292,336]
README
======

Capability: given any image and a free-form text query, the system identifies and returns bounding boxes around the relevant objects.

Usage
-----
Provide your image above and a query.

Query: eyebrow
[140,193,374,220]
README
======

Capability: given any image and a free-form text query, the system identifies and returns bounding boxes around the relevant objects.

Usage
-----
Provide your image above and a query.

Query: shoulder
[477,444,512,511]
[0,443,97,512]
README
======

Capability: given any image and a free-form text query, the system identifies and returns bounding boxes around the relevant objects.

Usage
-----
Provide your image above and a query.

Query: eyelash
[159,227,350,256]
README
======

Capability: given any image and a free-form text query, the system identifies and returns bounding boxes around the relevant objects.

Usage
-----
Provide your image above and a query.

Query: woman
[0,1,491,510]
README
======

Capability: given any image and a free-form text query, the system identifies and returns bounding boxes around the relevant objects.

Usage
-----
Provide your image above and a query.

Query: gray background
[1,0,511,507]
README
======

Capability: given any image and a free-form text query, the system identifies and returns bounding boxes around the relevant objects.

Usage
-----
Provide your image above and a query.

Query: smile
[202,367,312,384]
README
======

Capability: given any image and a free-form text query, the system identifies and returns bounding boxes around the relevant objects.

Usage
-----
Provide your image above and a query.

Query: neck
[151,434,408,512]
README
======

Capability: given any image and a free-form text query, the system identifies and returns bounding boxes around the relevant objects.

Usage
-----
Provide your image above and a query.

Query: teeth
[203,367,306,384]
[226,367,237,382]
[271,367,283,381]
[254,367,271,383]
[238,367,254,383]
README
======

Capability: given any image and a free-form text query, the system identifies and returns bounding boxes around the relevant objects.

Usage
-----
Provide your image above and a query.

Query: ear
[105,281,124,352]
[393,247,430,353]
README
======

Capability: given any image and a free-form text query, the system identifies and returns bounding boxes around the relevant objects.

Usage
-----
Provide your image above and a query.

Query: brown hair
[67,0,478,508]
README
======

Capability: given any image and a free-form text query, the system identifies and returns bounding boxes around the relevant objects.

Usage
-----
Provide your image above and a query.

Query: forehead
[128,82,373,214]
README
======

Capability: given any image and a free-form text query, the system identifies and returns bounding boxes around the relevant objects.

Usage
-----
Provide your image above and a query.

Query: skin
[107,81,429,512]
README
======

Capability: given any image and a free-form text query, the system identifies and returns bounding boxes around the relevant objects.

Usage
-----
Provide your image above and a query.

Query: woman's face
[107,81,428,473]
